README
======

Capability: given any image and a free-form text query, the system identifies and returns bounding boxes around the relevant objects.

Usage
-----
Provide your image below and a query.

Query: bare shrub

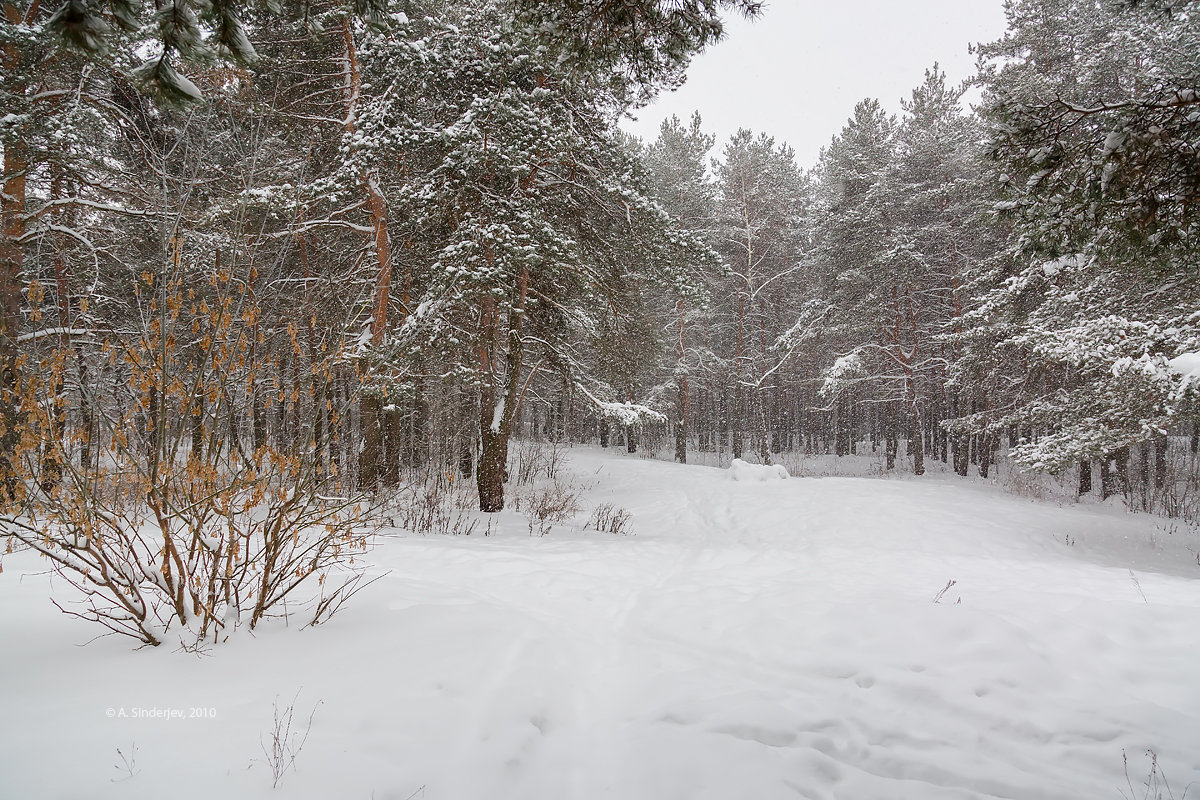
[307,568,390,627]
[521,479,583,536]
[586,503,632,535]
[3,275,374,648]
[636,423,667,459]
[1149,442,1200,524]
[998,466,1051,502]
[390,470,477,536]
[932,579,958,604]
[259,691,322,789]
[111,742,139,782]
[1121,748,1192,800]
[509,438,568,486]
[6,470,372,646]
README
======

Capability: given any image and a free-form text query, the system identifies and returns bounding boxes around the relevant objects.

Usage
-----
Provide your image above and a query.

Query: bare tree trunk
[1137,441,1151,509]
[1078,459,1092,495]
[476,270,528,512]
[1115,446,1130,498]
[0,10,26,498]
[731,385,743,459]
[978,434,992,479]
[359,393,382,491]
[342,20,393,349]
[884,402,897,470]
[383,405,401,489]
[755,391,771,464]
[909,401,925,476]
[674,299,688,464]
[1153,432,1168,491]
[458,385,474,479]
[312,377,326,475]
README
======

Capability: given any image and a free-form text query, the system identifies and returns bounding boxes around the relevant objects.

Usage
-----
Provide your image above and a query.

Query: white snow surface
[3,447,1200,799]
[728,457,790,481]
[1169,351,1200,381]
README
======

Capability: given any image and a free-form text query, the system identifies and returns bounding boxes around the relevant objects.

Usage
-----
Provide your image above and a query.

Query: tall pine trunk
[344,20,397,489]
[0,8,25,498]
[476,269,528,512]
[674,299,688,464]
[359,393,382,491]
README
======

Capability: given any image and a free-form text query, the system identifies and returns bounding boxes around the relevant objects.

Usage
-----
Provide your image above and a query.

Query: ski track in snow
[2,446,1199,799]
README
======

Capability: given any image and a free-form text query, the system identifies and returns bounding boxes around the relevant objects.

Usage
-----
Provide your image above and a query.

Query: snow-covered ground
[3,446,1199,799]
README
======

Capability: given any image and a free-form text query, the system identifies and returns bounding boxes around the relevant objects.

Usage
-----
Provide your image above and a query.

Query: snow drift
[728,458,789,481]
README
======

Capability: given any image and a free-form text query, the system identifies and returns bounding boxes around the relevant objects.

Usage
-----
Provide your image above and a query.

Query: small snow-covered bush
[728,458,789,481]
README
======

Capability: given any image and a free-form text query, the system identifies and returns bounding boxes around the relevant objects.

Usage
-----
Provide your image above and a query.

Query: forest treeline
[2,0,1198,527]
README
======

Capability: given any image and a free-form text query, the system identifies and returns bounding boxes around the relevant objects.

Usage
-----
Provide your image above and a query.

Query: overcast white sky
[621,1,1010,168]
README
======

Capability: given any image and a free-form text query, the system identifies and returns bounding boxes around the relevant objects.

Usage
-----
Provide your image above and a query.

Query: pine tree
[711,129,803,462]
[967,0,1200,476]
[353,1,709,510]
[804,100,899,464]
[643,113,718,463]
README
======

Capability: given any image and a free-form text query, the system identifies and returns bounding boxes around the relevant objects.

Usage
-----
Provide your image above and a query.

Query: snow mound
[1169,351,1200,378]
[728,458,789,481]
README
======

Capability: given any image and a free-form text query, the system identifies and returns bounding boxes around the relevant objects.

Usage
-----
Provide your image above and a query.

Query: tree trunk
[477,417,506,512]
[190,387,205,464]
[383,405,401,489]
[884,402,897,471]
[0,14,26,499]
[312,378,326,476]
[1115,446,1130,497]
[342,20,393,349]
[731,385,743,459]
[1153,432,1168,491]
[476,270,527,512]
[978,434,992,479]
[358,394,382,491]
[1137,442,1150,504]
[1078,459,1092,496]
[909,402,925,476]
[755,392,771,464]
[674,299,688,464]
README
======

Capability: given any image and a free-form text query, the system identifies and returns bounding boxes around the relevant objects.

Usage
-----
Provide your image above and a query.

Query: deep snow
[2,447,1199,799]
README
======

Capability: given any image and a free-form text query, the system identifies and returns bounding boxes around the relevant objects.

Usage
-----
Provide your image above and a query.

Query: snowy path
[2,447,1199,799]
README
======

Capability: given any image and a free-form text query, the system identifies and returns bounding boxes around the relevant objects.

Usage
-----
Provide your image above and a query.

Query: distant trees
[634,0,1198,506]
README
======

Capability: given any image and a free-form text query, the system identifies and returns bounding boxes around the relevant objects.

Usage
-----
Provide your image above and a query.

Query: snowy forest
[3,0,1200,796]
[5,0,1199,517]
[4,0,1200,625]
[2,0,1200,633]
